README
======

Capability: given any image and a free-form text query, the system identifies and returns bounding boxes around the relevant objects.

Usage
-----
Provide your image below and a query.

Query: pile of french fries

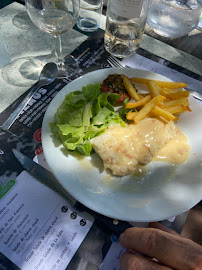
[122,75,191,124]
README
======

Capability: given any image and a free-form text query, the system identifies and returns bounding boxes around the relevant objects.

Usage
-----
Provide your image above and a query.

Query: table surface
[0,2,202,270]
[144,24,202,60]
[0,2,202,114]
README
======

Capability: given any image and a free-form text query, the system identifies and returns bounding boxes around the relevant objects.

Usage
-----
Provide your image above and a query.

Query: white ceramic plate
[41,68,202,222]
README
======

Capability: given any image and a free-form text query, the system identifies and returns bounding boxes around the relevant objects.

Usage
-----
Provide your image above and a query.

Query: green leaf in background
[83,102,93,126]
[92,99,101,116]
[68,109,83,127]
[50,122,60,138]
[50,83,124,156]
[76,140,92,156]
[98,93,109,107]
[65,91,86,108]
[118,97,131,120]
[107,93,121,105]
[63,137,83,150]
[82,83,101,101]
[92,107,113,125]
[84,125,106,140]
[57,124,72,135]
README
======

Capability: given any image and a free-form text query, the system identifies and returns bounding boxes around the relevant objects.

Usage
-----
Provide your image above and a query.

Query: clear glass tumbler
[104,0,151,58]
[77,0,104,32]
[147,0,202,38]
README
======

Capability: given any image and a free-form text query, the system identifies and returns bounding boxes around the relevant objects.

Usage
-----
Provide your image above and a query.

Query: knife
[185,88,202,101]
[12,148,76,205]
[12,149,132,236]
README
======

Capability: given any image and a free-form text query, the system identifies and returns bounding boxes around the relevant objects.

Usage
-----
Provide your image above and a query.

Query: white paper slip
[34,144,77,206]
[0,170,94,270]
[99,240,126,270]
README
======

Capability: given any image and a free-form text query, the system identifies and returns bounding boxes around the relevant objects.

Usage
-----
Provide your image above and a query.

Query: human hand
[119,222,202,270]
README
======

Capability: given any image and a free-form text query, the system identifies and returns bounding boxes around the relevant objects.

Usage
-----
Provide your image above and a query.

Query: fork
[107,55,202,101]
[107,56,127,69]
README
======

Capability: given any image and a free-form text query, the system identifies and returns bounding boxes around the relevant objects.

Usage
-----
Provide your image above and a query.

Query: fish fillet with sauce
[91,118,180,176]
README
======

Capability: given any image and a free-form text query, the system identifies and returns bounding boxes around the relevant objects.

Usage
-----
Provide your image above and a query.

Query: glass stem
[54,35,63,65]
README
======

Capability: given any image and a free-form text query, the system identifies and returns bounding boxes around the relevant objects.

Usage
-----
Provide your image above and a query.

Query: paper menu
[0,170,94,270]
[99,240,126,270]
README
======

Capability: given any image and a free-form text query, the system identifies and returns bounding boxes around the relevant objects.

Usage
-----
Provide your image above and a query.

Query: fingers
[120,227,202,270]
[148,222,178,236]
[120,252,172,270]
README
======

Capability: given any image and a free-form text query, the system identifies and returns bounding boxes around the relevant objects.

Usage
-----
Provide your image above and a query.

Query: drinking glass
[26,0,80,78]
[104,0,150,58]
[147,0,202,38]
[76,0,104,32]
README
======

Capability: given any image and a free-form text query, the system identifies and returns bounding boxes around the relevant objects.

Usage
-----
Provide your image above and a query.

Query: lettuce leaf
[50,83,125,156]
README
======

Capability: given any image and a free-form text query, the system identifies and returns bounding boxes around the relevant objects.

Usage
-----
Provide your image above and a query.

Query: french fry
[185,106,192,112]
[173,117,179,122]
[130,78,188,89]
[152,106,176,121]
[125,76,191,123]
[163,97,189,107]
[159,88,174,95]
[130,77,149,84]
[138,94,145,99]
[122,76,141,101]
[133,95,166,124]
[147,81,161,97]
[155,81,188,89]
[125,95,151,109]
[148,112,170,124]
[162,90,190,99]
[163,105,184,114]
[126,111,138,120]
[164,105,191,114]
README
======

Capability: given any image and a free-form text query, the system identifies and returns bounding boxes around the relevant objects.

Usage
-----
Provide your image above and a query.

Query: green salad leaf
[50,83,125,156]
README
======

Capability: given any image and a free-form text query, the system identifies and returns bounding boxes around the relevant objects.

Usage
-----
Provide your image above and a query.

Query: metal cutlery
[107,56,127,69]
[1,62,58,131]
[12,148,133,235]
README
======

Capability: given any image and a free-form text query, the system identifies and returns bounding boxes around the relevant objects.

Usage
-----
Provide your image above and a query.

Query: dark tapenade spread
[101,74,131,103]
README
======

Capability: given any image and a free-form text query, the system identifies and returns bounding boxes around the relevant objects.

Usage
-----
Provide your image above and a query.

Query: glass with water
[77,0,104,32]
[147,0,202,38]
[104,0,151,58]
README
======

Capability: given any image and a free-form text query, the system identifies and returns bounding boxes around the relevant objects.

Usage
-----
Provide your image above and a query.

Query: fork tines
[107,56,126,68]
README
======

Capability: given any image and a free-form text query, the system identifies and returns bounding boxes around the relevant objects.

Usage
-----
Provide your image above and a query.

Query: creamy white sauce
[91,118,190,176]
[153,129,190,164]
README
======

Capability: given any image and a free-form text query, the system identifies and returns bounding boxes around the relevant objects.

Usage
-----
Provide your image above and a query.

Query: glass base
[57,55,79,78]
[104,43,138,59]
[76,18,99,32]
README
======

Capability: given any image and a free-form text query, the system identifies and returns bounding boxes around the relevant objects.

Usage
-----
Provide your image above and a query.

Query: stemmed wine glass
[25,0,80,78]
